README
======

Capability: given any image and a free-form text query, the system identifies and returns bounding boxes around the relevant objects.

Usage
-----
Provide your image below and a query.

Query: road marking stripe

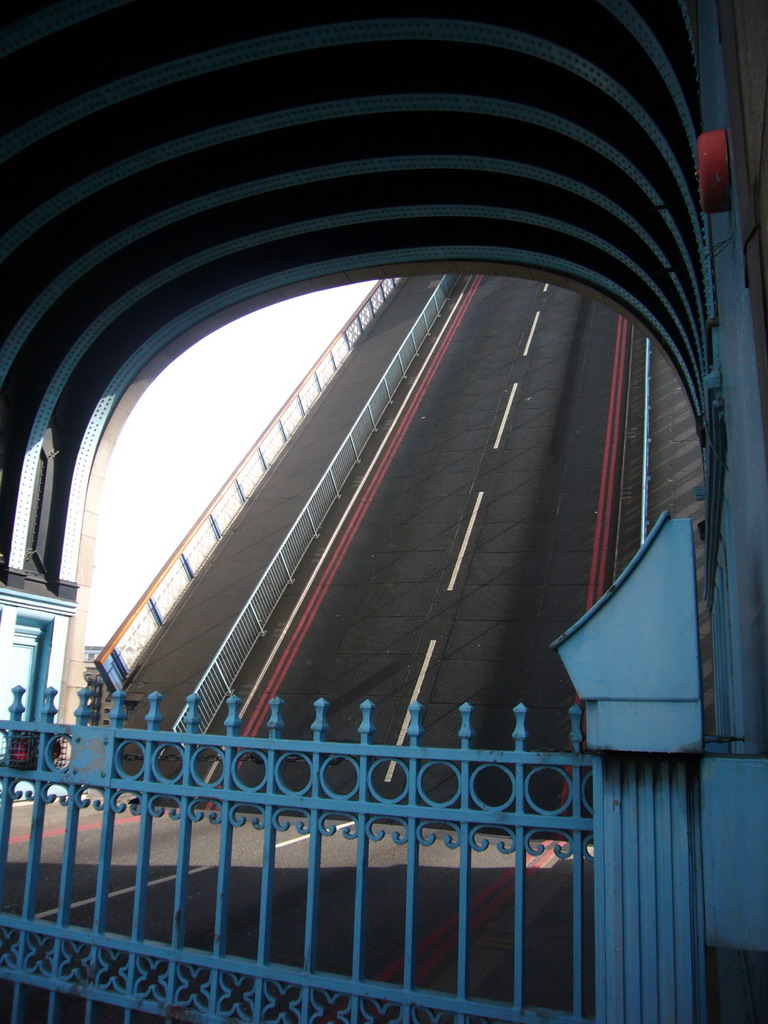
[447,491,484,592]
[240,277,483,735]
[35,819,357,919]
[9,811,141,845]
[35,865,210,918]
[272,819,356,850]
[384,640,437,783]
[493,381,518,449]
[522,310,541,356]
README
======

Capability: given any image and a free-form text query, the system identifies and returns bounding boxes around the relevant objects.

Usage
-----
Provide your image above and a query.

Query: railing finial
[359,700,376,742]
[75,687,92,726]
[267,697,284,739]
[9,685,26,721]
[146,692,164,731]
[110,689,127,728]
[312,698,329,741]
[407,702,424,746]
[568,703,584,753]
[458,702,475,749]
[183,692,200,733]
[224,695,242,736]
[513,703,528,750]
[41,687,58,724]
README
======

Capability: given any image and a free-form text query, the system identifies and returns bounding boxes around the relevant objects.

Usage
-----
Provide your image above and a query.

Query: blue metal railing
[0,685,597,1024]
[172,274,460,731]
[98,278,401,689]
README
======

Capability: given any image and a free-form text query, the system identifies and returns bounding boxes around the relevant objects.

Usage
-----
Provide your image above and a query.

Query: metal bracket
[66,729,114,785]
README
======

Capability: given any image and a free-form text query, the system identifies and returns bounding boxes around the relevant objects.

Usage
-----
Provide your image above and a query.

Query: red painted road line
[375,844,558,984]
[586,316,629,608]
[242,276,484,737]
[565,316,628,760]
[571,312,629,754]
[375,863,516,984]
[8,812,140,845]
[242,278,481,733]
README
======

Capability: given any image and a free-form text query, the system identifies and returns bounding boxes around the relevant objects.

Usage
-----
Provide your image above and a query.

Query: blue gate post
[552,516,709,1023]
[594,754,707,1023]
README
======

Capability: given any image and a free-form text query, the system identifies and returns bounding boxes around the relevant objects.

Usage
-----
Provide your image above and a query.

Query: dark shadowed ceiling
[0,3,707,596]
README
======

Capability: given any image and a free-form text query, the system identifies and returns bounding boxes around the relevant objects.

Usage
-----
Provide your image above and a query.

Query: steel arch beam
[0,5,707,596]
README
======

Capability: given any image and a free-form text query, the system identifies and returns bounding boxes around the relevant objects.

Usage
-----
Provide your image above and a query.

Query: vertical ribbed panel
[596,754,706,1023]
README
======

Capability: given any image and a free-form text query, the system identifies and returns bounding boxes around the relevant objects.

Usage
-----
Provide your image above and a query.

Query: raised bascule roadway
[0,273,703,1021]
[4,272,708,1021]
[116,274,701,753]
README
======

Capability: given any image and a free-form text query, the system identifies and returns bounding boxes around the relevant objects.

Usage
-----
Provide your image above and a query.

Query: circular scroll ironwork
[233,748,268,790]
[469,762,516,810]
[416,760,461,807]
[523,764,573,815]
[319,754,360,799]
[190,745,223,786]
[368,757,408,803]
[115,740,145,780]
[275,752,313,796]
[151,743,183,783]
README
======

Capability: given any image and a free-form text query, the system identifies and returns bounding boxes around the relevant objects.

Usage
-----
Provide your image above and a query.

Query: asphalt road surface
[232,275,630,754]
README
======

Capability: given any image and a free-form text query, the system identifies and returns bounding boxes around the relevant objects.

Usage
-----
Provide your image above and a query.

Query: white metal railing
[175,274,460,730]
[98,279,401,688]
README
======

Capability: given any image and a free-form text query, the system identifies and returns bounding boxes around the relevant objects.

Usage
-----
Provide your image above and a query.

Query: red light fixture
[697,129,730,213]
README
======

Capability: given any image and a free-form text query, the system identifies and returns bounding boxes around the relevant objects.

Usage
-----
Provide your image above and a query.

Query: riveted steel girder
[0,3,706,594]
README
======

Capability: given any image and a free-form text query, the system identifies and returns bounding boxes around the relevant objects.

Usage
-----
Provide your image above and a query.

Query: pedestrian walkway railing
[172,274,459,731]
[0,686,597,1024]
[98,279,401,691]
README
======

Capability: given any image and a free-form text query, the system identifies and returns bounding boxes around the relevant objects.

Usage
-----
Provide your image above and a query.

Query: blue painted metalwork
[3,80,706,408]
[0,589,76,725]
[701,756,768,951]
[0,687,597,1023]
[552,514,703,753]
[596,754,707,1023]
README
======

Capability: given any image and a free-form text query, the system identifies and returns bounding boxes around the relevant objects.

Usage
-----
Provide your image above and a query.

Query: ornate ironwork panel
[0,687,598,1023]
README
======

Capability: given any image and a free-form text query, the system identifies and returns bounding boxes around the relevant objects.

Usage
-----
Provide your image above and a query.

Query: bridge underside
[4,7,768,1019]
[0,4,711,600]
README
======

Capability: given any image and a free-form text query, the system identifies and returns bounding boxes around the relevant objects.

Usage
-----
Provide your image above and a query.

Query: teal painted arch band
[0,153,705,398]
[1,91,702,264]
[1,15,698,170]
[16,199,705,474]
[50,243,703,580]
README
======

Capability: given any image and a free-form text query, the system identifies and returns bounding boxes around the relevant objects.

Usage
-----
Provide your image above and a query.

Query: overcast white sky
[87,281,376,646]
